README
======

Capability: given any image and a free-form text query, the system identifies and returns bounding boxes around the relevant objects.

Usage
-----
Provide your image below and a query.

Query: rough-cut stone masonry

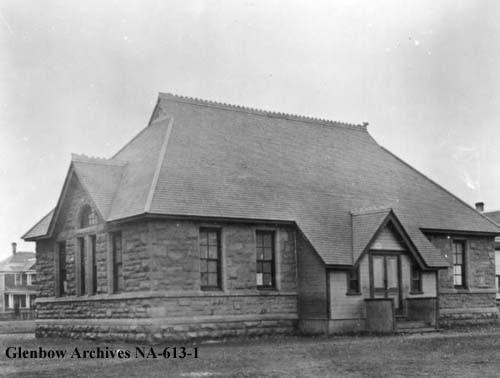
[35,175,299,340]
[427,234,498,326]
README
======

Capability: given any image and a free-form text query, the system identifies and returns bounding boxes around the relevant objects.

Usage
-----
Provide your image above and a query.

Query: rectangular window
[347,267,360,294]
[112,232,123,293]
[58,241,67,296]
[14,274,21,286]
[27,273,32,286]
[90,235,97,295]
[79,237,86,295]
[199,228,221,290]
[411,261,422,293]
[4,294,8,309]
[256,231,275,288]
[453,240,466,288]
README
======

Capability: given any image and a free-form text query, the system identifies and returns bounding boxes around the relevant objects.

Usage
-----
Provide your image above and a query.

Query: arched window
[80,204,97,228]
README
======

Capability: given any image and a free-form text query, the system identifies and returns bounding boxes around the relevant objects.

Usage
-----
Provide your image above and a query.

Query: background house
[23,93,499,340]
[0,243,37,319]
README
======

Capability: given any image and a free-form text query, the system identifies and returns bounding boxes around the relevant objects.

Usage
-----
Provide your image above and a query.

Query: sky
[1,0,500,260]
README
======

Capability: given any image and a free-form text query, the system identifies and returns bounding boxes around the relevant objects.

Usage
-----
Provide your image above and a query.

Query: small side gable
[352,210,447,270]
[44,164,104,239]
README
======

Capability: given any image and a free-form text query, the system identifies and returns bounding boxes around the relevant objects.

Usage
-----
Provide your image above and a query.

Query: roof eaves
[21,208,54,240]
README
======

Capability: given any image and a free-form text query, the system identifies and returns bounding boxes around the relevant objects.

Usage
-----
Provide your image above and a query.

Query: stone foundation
[36,316,297,342]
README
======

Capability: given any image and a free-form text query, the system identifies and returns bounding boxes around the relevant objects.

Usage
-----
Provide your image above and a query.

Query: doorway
[370,253,402,314]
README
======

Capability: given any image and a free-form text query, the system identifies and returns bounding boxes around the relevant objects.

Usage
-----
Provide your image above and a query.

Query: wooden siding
[370,225,406,251]
[329,256,369,320]
[296,233,327,318]
[400,254,436,297]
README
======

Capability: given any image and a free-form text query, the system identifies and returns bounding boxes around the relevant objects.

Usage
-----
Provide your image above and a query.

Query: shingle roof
[23,93,500,266]
[22,209,54,240]
[484,211,500,225]
[352,208,392,263]
[71,155,126,219]
[0,252,36,272]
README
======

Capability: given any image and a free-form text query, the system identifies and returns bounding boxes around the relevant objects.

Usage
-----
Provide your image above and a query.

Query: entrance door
[371,254,402,313]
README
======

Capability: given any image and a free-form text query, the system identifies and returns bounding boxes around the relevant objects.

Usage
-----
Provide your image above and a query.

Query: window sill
[346,291,362,296]
[409,291,424,295]
[200,287,222,292]
[257,286,277,291]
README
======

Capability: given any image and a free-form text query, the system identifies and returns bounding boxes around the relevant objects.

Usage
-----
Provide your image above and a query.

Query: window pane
[256,273,263,286]
[199,231,207,246]
[373,257,384,288]
[256,233,263,247]
[208,231,217,246]
[263,234,272,248]
[208,260,218,273]
[256,247,264,260]
[208,245,218,259]
[454,266,462,275]
[263,262,272,274]
[454,275,462,286]
[208,273,218,287]
[387,257,397,289]
[256,261,263,274]
[263,247,273,261]
[200,272,208,286]
[263,273,272,286]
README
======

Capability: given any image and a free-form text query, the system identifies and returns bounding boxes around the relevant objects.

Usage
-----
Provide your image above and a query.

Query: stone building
[483,209,500,301]
[23,93,499,340]
[0,243,37,318]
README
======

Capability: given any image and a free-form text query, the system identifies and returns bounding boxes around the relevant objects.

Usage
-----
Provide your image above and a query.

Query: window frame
[79,204,97,229]
[90,235,97,295]
[58,241,67,296]
[346,266,361,295]
[14,273,21,286]
[199,228,222,291]
[452,240,467,289]
[255,230,276,289]
[78,237,86,295]
[112,232,123,293]
[410,261,423,294]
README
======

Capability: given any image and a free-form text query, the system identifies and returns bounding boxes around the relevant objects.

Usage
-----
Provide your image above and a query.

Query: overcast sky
[1,0,500,260]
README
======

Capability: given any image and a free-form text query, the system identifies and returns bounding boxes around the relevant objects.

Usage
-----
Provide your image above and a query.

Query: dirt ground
[1,327,500,377]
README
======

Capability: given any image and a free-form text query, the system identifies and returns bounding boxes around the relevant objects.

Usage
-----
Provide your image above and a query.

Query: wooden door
[371,253,402,312]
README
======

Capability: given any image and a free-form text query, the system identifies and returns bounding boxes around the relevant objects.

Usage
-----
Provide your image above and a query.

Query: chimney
[11,242,17,255]
[475,202,484,212]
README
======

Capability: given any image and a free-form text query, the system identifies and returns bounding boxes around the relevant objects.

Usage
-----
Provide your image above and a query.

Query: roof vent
[11,242,17,255]
[475,202,484,212]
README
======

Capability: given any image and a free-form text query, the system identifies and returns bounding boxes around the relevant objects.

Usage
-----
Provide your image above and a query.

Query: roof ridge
[158,92,368,132]
[72,154,127,167]
[145,117,174,212]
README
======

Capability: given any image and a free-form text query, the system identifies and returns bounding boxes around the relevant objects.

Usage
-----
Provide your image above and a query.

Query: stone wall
[35,177,299,341]
[427,233,498,326]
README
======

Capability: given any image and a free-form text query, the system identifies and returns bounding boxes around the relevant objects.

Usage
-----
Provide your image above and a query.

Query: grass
[0,327,500,377]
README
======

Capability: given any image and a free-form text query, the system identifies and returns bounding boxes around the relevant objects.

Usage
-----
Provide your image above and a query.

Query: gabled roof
[352,208,448,268]
[0,252,36,272]
[23,93,500,266]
